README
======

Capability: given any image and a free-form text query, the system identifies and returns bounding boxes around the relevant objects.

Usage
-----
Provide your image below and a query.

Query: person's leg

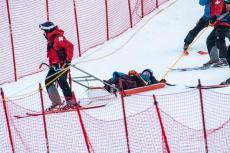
[45,69,62,109]
[227,45,230,66]
[58,70,74,106]
[203,29,219,66]
[215,26,228,59]
[209,46,219,62]
[206,29,216,55]
[184,16,210,49]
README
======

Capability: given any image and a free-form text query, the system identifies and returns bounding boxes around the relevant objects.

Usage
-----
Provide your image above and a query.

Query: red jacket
[46,28,74,65]
[210,0,225,17]
[210,0,230,27]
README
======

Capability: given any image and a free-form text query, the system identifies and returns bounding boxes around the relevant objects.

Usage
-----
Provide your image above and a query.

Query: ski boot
[62,97,81,110]
[203,59,219,67]
[46,101,65,111]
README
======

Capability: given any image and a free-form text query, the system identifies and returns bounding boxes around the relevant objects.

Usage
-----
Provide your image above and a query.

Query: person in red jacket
[39,21,76,110]
[205,0,230,66]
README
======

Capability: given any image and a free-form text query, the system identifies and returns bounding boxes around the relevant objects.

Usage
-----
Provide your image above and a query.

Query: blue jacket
[112,71,126,81]
[199,0,211,17]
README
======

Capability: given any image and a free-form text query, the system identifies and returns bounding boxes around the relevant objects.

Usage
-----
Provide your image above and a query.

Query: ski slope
[1,0,230,99]
[1,0,230,152]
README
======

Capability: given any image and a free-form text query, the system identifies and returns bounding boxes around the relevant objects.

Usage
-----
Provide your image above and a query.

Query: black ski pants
[206,25,229,58]
[184,16,210,45]
[184,15,210,45]
[45,67,72,99]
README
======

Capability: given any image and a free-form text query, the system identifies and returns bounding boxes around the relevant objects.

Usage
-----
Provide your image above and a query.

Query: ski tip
[14,115,22,119]
[197,51,208,55]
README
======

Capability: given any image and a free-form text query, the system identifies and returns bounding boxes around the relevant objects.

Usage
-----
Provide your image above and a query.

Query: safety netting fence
[0,87,230,153]
[0,0,168,85]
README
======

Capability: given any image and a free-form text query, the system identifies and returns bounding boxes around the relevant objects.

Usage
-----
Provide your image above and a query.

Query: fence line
[1,84,230,152]
[0,0,168,85]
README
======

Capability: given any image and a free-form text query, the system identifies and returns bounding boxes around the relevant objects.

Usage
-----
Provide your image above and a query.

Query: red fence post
[6,0,17,82]
[127,0,133,28]
[197,79,209,153]
[105,0,109,40]
[141,0,144,18]
[74,106,92,152]
[1,88,15,153]
[39,83,50,153]
[153,95,170,153]
[156,0,159,8]
[73,0,82,57]
[72,93,92,152]
[119,79,131,153]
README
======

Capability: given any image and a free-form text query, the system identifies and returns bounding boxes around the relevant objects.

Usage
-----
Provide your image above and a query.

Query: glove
[51,64,61,72]
[47,42,53,51]
[57,48,67,61]
[159,79,166,83]
[209,16,217,24]
[64,61,71,68]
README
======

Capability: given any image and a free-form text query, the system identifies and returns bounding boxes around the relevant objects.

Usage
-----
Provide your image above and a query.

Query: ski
[197,50,208,55]
[186,84,230,89]
[14,104,106,119]
[170,64,227,72]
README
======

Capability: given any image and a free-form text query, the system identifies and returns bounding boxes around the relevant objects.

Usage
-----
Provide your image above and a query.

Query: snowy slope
[1,1,230,152]
[1,0,230,98]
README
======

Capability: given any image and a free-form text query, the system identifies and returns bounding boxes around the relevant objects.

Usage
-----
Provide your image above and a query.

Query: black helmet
[224,0,230,4]
[142,69,153,79]
[39,21,57,33]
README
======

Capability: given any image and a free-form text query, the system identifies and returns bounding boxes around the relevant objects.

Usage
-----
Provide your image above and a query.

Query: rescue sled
[120,82,166,96]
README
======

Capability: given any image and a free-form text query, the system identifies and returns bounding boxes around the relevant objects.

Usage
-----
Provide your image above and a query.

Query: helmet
[224,0,230,4]
[39,21,57,33]
[141,69,153,79]
[142,69,153,76]
[128,70,139,77]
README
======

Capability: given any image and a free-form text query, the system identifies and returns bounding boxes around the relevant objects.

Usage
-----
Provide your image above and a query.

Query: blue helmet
[142,69,153,79]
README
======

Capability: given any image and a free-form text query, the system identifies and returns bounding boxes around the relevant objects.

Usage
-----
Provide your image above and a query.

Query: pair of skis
[14,104,106,119]
[170,63,228,72]
[186,83,230,89]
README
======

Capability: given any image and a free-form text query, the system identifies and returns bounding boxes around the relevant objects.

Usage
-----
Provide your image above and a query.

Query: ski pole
[161,26,210,80]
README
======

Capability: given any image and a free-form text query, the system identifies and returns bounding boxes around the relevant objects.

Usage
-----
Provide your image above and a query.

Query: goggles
[142,71,151,79]
[225,0,230,4]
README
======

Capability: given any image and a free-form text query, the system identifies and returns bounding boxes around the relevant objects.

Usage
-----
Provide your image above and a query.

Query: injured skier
[103,69,160,93]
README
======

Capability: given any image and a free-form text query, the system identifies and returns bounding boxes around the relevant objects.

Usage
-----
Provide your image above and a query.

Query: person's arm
[150,76,159,84]
[199,0,209,6]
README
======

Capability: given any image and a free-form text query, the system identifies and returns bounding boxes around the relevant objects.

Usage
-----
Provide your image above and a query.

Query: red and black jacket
[46,28,74,65]
[210,0,230,27]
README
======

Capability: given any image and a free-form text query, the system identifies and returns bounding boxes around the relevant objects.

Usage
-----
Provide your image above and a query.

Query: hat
[142,69,153,76]
[39,21,57,32]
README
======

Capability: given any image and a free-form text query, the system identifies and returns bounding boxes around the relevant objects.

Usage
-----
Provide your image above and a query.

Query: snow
[1,0,229,99]
[1,0,230,128]
[1,0,230,152]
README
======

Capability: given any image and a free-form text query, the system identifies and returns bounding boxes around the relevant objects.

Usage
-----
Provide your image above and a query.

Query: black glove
[65,61,71,67]
[159,79,166,83]
[57,48,67,61]
[51,64,60,72]
[47,42,53,51]
[209,16,217,24]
